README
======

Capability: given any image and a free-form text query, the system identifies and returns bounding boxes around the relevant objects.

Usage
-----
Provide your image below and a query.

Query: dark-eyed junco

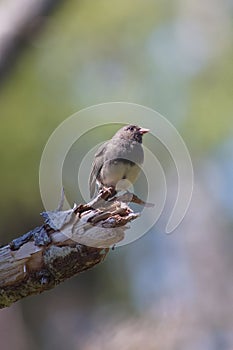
[89,124,149,198]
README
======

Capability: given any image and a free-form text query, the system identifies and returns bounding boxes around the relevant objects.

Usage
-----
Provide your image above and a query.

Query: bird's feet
[101,186,116,199]
[75,186,117,214]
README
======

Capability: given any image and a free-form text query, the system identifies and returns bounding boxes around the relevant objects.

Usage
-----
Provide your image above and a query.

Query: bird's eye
[128,126,135,131]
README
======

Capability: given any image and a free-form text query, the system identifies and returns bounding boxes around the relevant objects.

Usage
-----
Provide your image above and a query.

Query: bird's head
[115,124,150,143]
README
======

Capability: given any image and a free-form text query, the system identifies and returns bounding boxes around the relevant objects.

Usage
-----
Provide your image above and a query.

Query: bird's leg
[75,186,116,214]
[102,185,116,198]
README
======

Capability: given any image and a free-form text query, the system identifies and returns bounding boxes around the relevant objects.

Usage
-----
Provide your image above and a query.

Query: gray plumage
[89,124,149,198]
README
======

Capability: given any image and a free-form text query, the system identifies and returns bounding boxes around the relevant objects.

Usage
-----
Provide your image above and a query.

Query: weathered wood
[0,189,139,308]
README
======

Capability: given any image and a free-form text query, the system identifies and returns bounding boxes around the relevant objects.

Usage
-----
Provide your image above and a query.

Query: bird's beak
[139,127,150,135]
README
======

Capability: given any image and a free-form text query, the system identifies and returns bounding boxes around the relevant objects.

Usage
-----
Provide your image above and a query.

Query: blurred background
[0,0,233,349]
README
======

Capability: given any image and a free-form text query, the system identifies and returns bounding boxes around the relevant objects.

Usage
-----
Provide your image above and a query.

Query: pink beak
[139,127,150,134]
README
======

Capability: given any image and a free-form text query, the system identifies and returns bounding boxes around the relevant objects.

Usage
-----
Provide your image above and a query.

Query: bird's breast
[99,159,141,190]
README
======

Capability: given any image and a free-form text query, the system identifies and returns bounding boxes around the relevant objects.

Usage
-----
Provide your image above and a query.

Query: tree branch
[0,189,139,309]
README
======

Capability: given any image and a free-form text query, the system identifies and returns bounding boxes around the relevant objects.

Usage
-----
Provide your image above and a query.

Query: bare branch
[0,189,139,309]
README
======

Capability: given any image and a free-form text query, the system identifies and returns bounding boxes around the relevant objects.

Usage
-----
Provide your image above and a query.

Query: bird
[89,124,149,199]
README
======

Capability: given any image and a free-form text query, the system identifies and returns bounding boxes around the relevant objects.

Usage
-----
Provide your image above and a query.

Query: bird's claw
[101,186,116,199]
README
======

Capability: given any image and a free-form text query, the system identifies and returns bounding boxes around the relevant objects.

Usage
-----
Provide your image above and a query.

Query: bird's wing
[88,142,107,198]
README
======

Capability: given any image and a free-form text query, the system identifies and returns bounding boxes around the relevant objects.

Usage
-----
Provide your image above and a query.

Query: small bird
[89,124,149,198]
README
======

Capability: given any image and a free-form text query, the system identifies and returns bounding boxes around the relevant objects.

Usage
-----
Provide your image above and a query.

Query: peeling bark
[0,189,140,308]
